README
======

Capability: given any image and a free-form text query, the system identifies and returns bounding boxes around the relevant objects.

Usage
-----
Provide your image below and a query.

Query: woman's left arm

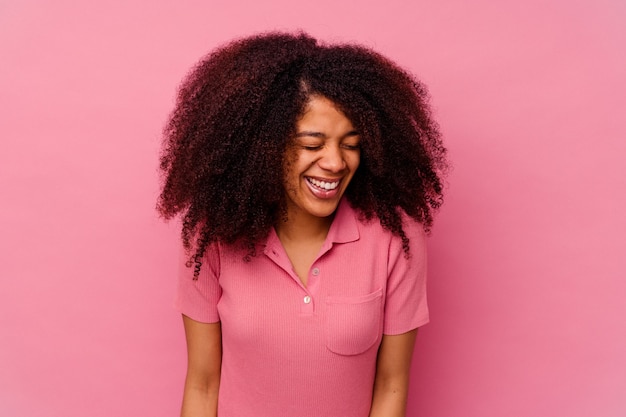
[369,329,418,417]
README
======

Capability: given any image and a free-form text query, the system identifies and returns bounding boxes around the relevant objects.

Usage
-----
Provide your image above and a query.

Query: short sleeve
[173,242,221,323]
[383,216,429,334]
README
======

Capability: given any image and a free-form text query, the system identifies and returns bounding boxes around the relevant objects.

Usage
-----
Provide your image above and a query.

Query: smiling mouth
[306,177,340,191]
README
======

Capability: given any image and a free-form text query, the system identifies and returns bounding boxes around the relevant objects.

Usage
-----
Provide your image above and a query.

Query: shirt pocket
[325,289,383,356]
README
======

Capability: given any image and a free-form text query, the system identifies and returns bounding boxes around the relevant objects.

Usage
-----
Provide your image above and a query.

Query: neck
[275,210,334,244]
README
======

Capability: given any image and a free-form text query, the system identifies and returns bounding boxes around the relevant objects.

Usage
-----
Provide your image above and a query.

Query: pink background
[1,0,625,416]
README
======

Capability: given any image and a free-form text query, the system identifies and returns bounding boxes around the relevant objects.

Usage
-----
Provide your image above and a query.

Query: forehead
[296,95,355,132]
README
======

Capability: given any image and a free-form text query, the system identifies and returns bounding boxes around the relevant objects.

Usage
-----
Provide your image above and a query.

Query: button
[303,296,311,304]
[311,267,320,276]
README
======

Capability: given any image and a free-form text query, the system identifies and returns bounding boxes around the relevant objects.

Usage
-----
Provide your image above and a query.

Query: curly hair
[157,31,447,277]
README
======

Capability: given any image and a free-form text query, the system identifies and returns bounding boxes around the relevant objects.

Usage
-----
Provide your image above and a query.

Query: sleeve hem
[173,301,220,324]
[382,315,429,335]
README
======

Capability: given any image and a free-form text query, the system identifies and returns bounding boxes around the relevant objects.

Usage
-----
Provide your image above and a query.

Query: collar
[324,197,360,244]
[262,197,360,257]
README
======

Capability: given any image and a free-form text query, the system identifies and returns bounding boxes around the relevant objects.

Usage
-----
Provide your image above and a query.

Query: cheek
[344,155,361,184]
[282,150,296,180]
[282,162,300,195]
[350,154,361,172]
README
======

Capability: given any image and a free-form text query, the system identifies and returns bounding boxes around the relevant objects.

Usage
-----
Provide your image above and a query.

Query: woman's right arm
[181,315,222,417]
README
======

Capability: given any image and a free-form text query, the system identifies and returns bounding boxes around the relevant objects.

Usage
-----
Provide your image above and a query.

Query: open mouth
[306,177,340,191]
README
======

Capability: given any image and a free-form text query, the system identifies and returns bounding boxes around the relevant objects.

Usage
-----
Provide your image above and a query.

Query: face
[283,95,361,223]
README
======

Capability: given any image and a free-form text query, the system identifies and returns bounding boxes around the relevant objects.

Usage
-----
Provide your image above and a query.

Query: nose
[318,145,346,172]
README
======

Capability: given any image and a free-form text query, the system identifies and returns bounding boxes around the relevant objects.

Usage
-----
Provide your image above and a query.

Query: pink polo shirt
[175,198,429,417]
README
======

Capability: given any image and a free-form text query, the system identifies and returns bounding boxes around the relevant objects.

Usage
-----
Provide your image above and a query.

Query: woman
[157,32,447,417]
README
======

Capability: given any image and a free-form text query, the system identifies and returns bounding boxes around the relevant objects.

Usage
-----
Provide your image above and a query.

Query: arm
[180,315,222,417]
[369,329,418,417]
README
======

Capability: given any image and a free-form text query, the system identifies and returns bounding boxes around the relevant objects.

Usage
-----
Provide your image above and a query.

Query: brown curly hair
[157,31,447,277]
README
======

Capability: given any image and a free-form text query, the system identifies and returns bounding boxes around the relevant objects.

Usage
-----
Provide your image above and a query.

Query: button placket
[299,265,320,315]
[300,292,314,314]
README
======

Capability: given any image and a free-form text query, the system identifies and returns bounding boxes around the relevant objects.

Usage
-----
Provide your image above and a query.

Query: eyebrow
[295,130,359,139]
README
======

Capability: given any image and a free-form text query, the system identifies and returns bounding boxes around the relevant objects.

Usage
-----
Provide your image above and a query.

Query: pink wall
[1,1,624,416]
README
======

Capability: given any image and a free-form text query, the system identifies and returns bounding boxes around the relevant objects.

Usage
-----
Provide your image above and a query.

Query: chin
[305,200,342,218]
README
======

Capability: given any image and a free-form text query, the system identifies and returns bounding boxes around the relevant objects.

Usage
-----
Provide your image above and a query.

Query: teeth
[308,178,339,190]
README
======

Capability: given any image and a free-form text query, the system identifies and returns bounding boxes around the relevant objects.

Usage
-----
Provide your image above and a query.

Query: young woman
[157,32,447,417]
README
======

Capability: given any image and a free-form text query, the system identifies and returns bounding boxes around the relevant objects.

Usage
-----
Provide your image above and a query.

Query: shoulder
[180,241,222,280]
[399,211,427,249]
[352,206,426,254]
